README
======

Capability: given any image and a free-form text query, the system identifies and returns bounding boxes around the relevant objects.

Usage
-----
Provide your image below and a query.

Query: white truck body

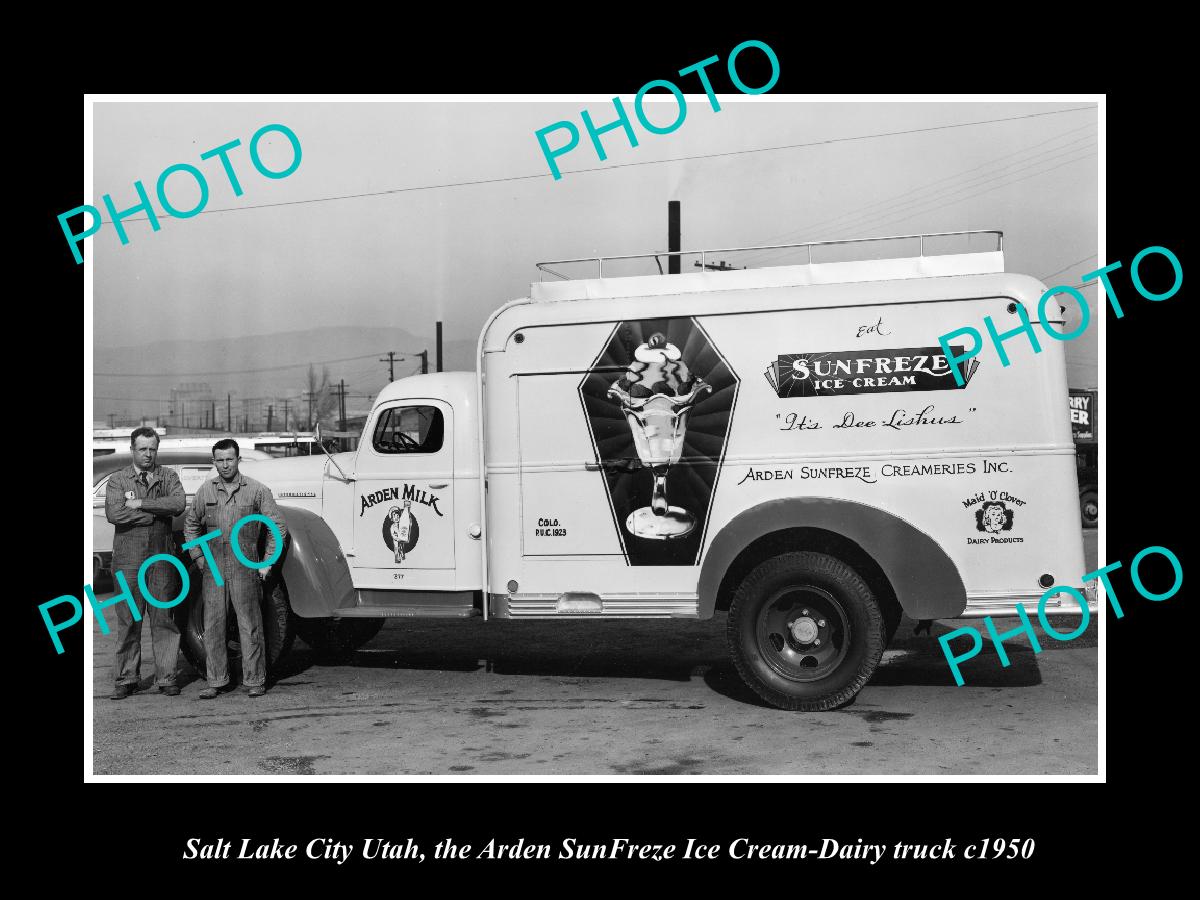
[217,233,1092,709]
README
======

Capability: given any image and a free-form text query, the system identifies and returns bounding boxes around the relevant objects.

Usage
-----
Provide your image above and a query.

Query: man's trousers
[201,567,267,689]
[112,564,181,688]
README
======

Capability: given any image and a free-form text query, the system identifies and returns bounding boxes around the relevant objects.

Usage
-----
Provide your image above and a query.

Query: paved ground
[90,531,1098,777]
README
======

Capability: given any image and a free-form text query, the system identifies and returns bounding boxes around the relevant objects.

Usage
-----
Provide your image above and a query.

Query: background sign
[1069,389,1097,442]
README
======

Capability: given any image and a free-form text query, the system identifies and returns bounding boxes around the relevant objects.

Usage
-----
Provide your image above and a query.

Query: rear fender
[698,498,966,619]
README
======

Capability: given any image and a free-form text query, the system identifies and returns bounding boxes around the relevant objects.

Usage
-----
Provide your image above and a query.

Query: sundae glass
[607,333,711,539]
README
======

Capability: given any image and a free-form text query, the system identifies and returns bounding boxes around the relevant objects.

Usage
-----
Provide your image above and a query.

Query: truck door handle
[428,482,448,489]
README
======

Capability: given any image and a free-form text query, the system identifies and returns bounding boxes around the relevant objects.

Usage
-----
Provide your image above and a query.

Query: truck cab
[320,374,482,597]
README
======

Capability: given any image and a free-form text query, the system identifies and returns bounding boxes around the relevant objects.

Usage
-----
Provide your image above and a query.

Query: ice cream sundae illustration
[607,333,711,539]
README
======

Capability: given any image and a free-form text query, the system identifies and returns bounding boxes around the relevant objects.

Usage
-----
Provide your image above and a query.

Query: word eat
[937,245,1182,385]
[939,544,1182,685]
[40,513,284,654]
[535,40,780,180]
[58,123,303,264]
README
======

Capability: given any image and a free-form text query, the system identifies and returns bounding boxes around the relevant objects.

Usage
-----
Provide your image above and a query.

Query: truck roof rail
[535,229,1004,281]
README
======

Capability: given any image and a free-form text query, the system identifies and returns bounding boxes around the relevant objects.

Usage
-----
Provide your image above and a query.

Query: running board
[334,606,480,619]
[496,594,700,618]
[332,589,481,619]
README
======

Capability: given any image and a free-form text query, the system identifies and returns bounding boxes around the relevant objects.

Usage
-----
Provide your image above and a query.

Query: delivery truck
[176,230,1096,710]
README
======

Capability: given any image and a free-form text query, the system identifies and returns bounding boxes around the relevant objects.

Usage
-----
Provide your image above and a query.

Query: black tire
[295,617,385,660]
[727,551,886,711]
[1080,488,1098,528]
[177,563,296,682]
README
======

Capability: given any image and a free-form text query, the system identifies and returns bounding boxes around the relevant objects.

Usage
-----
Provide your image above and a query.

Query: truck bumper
[955,581,1099,619]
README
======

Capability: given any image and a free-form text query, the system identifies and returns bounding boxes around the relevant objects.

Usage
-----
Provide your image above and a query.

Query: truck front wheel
[727,551,886,711]
[177,565,297,682]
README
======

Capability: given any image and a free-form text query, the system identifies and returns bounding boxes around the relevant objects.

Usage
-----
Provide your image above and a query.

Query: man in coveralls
[105,427,187,699]
[183,438,287,699]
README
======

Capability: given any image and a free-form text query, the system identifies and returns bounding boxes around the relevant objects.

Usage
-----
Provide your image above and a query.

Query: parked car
[1078,468,1098,529]
[91,449,270,585]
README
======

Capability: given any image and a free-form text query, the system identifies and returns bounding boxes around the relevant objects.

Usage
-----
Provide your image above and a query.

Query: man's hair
[130,426,160,447]
[212,438,241,457]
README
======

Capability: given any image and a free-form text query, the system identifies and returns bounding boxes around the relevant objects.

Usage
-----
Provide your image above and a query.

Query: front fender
[698,498,966,619]
[278,505,356,618]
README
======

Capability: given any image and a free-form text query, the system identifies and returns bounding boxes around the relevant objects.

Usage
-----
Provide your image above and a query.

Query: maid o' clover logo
[975,501,1014,534]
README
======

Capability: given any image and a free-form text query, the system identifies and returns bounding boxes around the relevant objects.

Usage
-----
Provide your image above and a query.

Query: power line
[746,148,1096,267]
[95,351,385,378]
[1039,254,1099,282]
[821,147,1096,239]
[739,127,1097,261]
[822,151,1096,239]
[87,106,1096,224]
[740,138,1096,264]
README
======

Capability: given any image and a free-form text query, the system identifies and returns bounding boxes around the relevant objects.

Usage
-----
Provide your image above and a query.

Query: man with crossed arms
[105,427,186,699]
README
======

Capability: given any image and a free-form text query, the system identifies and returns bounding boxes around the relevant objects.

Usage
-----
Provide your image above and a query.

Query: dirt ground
[91,530,1098,777]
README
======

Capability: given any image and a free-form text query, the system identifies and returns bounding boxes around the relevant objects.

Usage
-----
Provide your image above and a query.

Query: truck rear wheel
[727,551,886,711]
[295,617,385,660]
[177,564,296,682]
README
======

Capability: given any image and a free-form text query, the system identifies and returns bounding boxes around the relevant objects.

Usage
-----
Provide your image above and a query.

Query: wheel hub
[789,616,819,644]
[757,589,850,683]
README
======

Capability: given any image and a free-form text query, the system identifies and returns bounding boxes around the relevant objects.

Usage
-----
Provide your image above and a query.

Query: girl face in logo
[984,504,1006,533]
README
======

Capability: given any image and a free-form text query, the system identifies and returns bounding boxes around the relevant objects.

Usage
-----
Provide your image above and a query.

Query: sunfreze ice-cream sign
[765,346,980,398]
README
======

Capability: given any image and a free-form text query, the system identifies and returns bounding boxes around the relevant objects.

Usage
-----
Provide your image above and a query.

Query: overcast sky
[92,98,1098,386]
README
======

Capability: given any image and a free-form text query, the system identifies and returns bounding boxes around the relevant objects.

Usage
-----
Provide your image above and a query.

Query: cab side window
[373,406,444,454]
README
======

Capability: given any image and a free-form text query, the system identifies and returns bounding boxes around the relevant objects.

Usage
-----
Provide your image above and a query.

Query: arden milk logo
[359,484,444,517]
[764,346,980,398]
[382,502,419,564]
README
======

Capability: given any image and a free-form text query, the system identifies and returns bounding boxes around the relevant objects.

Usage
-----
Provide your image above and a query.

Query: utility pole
[266,404,274,431]
[304,391,316,430]
[335,379,347,431]
[436,321,443,372]
[419,350,429,374]
[226,394,232,431]
[108,413,115,428]
[668,200,681,274]
[380,351,397,382]
[281,399,290,431]
[210,400,216,430]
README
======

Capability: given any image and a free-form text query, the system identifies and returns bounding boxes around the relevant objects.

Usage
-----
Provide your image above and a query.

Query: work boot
[247,685,266,698]
[109,683,134,700]
[158,684,181,696]
[198,687,221,700]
